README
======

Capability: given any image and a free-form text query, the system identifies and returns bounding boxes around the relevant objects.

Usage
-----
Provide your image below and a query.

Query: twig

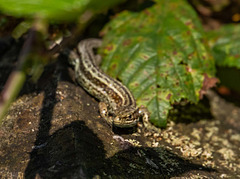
[0,28,36,124]
[0,71,26,122]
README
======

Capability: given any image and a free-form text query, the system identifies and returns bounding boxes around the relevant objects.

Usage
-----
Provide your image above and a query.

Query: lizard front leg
[99,102,114,126]
[138,105,161,132]
[138,105,150,126]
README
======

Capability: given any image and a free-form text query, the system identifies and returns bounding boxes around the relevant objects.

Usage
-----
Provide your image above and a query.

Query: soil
[0,39,239,179]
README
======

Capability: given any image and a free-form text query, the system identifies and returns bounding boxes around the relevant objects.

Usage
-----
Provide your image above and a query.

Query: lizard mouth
[113,115,139,128]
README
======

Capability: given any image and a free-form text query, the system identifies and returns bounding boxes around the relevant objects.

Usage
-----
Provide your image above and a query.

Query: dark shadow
[188,0,240,24]
[0,36,15,59]
[215,66,240,107]
[168,96,214,124]
[107,147,216,178]
[24,60,59,178]
[24,120,215,178]
[0,37,21,90]
[112,125,138,135]
[24,121,106,178]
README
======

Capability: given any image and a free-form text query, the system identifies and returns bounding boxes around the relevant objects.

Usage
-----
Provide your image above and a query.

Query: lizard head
[112,107,141,128]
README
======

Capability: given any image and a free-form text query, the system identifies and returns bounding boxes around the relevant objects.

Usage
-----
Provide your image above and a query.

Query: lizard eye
[115,117,120,121]
[127,115,132,119]
[138,109,142,114]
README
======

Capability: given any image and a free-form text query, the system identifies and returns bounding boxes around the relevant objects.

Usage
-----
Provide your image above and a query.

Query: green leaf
[100,0,215,127]
[0,0,123,21]
[207,24,240,68]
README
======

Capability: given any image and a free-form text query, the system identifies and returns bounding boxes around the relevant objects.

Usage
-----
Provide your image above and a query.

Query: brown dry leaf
[199,73,219,99]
